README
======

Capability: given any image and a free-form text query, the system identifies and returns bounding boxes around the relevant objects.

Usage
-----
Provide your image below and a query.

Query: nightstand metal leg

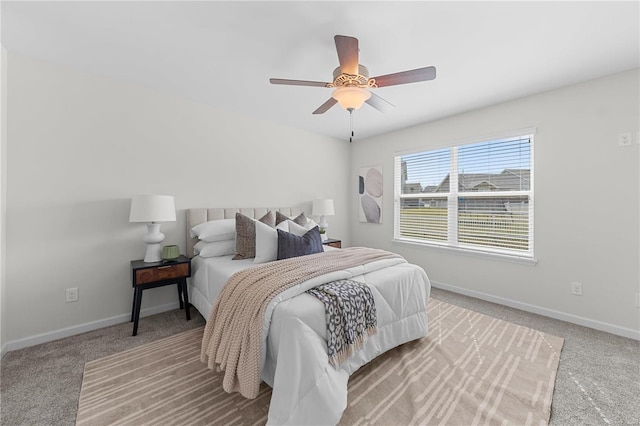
[131,290,137,322]
[181,280,191,321]
[177,283,184,309]
[132,287,143,336]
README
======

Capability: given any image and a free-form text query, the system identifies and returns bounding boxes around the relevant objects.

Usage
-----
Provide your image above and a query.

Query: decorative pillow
[233,211,275,260]
[275,211,307,226]
[190,218,236,242]
[277,226,323,260]
[194,240,236,258]
[254,220,290,264]
[288,219,318,234]
[254,219,314,264]
[276,220,290,233]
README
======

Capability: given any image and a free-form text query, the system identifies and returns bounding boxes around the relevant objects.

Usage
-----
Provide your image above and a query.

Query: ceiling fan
[269,35,437,115]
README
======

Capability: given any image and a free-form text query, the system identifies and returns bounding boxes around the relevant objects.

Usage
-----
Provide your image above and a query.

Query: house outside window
[394,133,534,259]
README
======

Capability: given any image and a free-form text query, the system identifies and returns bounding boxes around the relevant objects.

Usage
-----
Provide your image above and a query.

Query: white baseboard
[2,302,180,354]
[431,280,640,341]
[3,282,637,357]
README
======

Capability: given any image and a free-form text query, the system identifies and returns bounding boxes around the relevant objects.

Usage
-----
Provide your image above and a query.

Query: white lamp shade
[332,87,371,110]
[312,199,335,216]
[129,195,176,223]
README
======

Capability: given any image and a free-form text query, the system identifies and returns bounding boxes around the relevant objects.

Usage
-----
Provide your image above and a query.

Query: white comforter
[190,254,430,425]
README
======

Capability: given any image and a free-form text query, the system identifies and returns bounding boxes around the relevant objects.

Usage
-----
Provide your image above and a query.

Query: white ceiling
[2,1,639,141]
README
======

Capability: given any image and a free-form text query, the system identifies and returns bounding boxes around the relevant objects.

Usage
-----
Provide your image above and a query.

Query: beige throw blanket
[200,247,403,399]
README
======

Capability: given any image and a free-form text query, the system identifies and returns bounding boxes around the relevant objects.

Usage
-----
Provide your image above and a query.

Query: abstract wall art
[358,165,383,223]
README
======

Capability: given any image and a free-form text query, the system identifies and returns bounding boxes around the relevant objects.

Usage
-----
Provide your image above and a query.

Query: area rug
[76,299,564,425]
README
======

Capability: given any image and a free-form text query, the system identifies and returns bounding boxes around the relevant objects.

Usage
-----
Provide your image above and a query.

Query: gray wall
[1,52,350,349]
[351,69,640,338]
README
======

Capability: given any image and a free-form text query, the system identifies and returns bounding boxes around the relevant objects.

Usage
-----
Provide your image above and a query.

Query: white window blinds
[394,134,534,258]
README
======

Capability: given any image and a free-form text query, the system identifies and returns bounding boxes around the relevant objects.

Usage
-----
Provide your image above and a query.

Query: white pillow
[254,220,290,264]
[194,239,236,257]
[289,219,318,234]
[254,219,318,264]
[276,220,289,233]
[190,218,235,242]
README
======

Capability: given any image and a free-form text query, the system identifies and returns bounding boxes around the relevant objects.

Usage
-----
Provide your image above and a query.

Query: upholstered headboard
[186,207,303,257]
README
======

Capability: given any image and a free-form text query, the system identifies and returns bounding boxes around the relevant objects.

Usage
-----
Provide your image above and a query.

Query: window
[394,133,534,258]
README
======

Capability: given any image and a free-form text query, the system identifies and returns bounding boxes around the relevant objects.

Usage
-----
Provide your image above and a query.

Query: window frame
[393,130,535,262]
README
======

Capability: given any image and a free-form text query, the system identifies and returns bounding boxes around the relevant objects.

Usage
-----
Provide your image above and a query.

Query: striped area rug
[76,299,563,425]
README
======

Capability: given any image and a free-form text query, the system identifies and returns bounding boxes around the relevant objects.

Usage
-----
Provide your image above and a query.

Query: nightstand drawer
[323,238,342,249]
[135,263,190,285]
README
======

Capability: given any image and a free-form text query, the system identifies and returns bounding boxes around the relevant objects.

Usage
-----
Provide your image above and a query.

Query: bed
[186,207,431,425]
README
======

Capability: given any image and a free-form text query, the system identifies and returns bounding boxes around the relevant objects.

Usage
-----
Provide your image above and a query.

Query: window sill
[392,239,538,266]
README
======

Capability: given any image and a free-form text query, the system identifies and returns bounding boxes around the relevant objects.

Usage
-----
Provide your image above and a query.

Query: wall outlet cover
[65,287,79,303]
[618,132,632,146]
[570,282,583,296]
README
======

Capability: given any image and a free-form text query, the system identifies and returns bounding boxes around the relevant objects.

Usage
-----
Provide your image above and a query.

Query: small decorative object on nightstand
[322,238,342,249]
[162,244,180,260]
[130,255,191,336]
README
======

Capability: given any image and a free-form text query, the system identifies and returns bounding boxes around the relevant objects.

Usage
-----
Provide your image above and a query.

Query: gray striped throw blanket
[307,279,377,367]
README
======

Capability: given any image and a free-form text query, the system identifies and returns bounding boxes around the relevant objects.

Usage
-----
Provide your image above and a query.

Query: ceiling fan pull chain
[349,108,354,142]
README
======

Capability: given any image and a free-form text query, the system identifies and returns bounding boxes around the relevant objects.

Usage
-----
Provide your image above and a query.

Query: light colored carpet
[76,299,563,425]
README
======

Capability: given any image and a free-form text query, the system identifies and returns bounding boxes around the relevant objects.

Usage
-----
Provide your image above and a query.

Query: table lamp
[312,199,335,239]
[129,195,176,262]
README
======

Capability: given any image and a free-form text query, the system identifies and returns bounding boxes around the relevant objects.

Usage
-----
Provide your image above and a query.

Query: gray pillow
[233,211,275,260]
[275,211,307,226]
[277,226,323,260]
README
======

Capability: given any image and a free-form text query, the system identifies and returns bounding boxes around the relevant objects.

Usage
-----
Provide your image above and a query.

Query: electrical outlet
[570,282,583,296]
[618,132,632,147]
[65,287,79,303]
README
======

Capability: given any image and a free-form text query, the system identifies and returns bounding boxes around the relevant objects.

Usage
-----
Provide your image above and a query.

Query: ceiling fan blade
[365,92,395,112]
[372,66,436,87]
[334,35,359,75]
[312,98,338,114]
[269,78,331,88]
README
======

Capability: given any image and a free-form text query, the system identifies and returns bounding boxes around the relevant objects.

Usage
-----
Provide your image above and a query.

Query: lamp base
[143,223,165,263]
[144,244,163,263]
[318,215,329,239]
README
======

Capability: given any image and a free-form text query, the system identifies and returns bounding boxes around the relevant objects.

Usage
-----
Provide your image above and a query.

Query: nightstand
[323,238,342,249]
[130,255,191,336]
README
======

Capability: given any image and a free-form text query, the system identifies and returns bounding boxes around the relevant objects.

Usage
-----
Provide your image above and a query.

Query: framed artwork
[358,165,383,223]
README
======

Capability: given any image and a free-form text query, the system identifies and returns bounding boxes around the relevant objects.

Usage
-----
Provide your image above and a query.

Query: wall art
[358,165,383,223]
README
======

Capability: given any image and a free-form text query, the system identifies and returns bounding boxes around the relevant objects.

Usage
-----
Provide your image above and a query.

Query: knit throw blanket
[306,279,377,367]
[200,247,403,399]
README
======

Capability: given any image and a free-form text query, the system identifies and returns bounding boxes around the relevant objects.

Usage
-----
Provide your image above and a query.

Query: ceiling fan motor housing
[332,65,376,88]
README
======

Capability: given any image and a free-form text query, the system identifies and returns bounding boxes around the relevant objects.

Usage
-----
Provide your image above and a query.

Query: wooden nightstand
[130,255,191,336]
[323,238,342,249]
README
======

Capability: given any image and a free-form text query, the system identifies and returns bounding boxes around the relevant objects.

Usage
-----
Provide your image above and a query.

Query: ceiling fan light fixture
[332,86,371,111]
